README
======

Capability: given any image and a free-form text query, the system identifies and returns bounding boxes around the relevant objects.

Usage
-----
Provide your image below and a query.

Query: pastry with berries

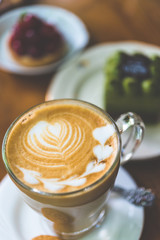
[8,13,67,66]
[104,51,160,122]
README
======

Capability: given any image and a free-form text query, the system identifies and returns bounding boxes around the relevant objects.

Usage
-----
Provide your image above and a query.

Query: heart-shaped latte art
[93,145,113,163]
[26,120,85,163]
[93,124,115,145]
[48,122,61,138]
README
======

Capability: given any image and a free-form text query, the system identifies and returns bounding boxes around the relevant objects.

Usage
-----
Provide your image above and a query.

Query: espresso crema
[5,101,118,193]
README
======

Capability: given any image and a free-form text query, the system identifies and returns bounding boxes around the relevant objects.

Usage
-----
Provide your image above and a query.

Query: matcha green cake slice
[104,51,160,123]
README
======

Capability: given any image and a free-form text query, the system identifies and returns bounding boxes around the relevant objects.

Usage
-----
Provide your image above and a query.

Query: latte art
[93,124,115,163]
[6,102,118,193]
[17,160,106,191]
[26,120,85,165]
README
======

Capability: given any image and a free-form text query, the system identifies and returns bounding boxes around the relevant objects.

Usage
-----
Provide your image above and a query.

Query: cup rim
[2,99,121,197]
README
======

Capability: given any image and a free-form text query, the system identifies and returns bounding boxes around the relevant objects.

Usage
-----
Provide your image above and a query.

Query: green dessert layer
[104,51,160,123]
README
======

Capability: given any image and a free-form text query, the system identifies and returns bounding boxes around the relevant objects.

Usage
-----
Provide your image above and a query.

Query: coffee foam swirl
[25,120,85,167]
[6,104,118,193]
[17,122,115,191]
[17,160,106,191]
[93,124,115,163]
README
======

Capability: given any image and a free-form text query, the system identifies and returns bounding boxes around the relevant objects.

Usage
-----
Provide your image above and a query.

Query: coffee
[3,100,144,238]
[5,100,118,194]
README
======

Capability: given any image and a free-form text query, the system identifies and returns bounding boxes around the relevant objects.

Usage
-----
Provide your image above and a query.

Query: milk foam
[93,145,113,163]
[93,124,115,145]
[18,167,41,184]
[15,122,115,191]
[93,124,115,163]
[17,160,106,191]
[7,103,117,193]
[27,120,84,160]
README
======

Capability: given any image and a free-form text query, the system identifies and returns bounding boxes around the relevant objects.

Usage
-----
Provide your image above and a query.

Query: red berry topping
[9,13,64,58]
[11,40,24,55]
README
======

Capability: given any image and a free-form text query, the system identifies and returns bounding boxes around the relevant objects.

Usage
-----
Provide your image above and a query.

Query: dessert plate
[0,5,89,75]
[46,41,160,160]
[0,167,144,240]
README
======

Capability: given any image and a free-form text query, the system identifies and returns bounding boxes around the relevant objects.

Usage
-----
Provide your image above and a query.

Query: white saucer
[0,5,89,75]
[0,167,144,240]
[46,41,160,160]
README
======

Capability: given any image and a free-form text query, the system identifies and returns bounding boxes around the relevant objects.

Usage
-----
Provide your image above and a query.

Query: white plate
[46,41,160,160]
[0,5,89,75]
[0,167,144,240]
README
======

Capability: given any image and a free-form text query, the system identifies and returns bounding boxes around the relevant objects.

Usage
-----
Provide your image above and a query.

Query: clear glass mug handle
[116,112,145,164]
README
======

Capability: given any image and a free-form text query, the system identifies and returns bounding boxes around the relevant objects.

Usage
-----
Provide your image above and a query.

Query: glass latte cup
[2,99,145,239]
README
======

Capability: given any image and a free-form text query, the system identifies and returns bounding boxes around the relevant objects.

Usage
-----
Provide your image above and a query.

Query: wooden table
[0,0,160,239]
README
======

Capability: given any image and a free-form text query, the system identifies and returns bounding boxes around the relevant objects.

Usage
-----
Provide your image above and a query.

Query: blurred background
[0,1,160,240]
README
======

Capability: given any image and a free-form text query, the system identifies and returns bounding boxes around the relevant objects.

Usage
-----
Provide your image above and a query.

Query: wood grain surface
[0,1,160,239]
